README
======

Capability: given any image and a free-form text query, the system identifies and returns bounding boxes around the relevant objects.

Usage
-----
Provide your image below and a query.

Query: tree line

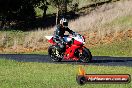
[0,0,79,29]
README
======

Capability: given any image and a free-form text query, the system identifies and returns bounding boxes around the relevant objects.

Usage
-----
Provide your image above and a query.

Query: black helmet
[60,18,68,28]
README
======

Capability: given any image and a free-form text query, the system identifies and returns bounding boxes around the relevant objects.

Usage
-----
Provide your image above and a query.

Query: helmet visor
[63,22,68,27]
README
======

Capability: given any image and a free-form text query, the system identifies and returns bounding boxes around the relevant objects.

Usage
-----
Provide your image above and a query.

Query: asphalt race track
[0,54,132,67]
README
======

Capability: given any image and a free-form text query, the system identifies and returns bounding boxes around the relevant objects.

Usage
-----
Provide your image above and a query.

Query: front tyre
[48,45,62,62]
[80,47,92,63]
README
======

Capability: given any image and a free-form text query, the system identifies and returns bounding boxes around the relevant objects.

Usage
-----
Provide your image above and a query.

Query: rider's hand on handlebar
[72,32,77,37]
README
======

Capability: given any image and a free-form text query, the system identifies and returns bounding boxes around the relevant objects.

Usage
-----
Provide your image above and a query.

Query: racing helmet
[60,18,68,28]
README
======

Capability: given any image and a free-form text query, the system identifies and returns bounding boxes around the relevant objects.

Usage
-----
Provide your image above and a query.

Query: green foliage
[48,0,73,15]
[0,0,42,20]
[48,0,73,7]
[0,0,49,29]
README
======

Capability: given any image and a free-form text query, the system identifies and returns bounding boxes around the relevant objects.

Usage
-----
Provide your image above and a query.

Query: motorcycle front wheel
[80,47,92,63]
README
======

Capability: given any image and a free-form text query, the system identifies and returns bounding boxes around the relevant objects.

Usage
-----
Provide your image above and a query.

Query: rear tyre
[80,47,92,63]
[48,45,62,62]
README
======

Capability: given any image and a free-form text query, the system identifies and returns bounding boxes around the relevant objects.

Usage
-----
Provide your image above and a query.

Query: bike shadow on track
[0,54,132,67]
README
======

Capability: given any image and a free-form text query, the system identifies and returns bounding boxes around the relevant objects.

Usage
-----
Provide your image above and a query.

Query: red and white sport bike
[45,32,92,62]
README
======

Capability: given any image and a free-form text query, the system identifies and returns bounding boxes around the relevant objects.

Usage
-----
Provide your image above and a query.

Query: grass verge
[0,59,131,88]
[90,38,132,56]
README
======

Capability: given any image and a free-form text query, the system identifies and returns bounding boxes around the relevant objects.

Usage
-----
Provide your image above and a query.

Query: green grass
[0,59,131,88]
[115,15,132,26]
[89,15,132,57]
[35,0,111,17]
[35,8,44,17]
[35,6,57,17]
[77,0,109,8]
[103,15,132,29]
[47,5,57,14]
[91,38,132,56]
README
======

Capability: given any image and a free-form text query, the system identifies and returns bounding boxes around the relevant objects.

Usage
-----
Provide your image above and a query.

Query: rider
[53,18,75,52]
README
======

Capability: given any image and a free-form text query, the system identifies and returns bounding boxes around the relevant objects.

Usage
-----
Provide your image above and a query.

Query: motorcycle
[45,32,92,62]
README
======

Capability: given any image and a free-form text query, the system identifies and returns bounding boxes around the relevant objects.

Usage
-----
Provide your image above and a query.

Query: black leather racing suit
[53,24,74,52]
